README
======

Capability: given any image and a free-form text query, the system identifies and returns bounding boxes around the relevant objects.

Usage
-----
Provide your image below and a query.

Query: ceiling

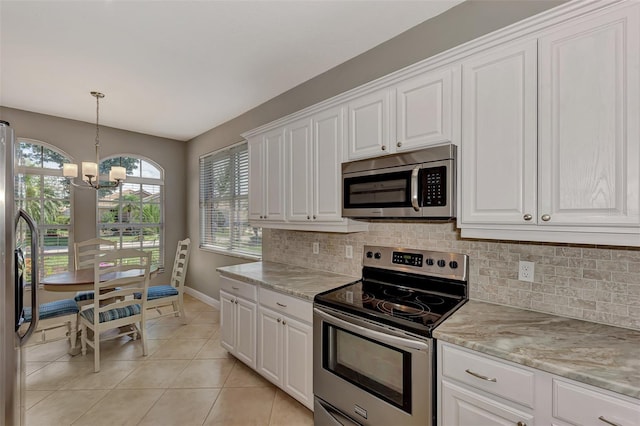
[0,1,463,141]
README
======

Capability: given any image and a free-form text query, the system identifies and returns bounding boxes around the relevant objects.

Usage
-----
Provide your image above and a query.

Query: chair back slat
[169,238,191,289]
[74,238,117,270]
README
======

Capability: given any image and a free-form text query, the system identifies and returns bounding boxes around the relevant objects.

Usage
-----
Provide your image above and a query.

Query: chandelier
[62,91,126,189]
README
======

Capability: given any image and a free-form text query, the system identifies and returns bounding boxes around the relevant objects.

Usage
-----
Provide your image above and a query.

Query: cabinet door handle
[517,422,527,426]
[276,302,287,308]
[282,320,286,325]
[232,286,239,290]
[307,215,310,220]
[381,145,386,151]
[397,141,402,147]
[313,215,316,220]
[523,214,532,221]
[541,214,551,221]
[598,416,622,426]
[465,369,497,382]
[277,318,281,323]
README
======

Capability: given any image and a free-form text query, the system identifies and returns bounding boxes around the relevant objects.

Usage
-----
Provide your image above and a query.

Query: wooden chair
[73,238,117,306]
[79,248,151,372]
[23,299,80,350]
[135,238,191,324]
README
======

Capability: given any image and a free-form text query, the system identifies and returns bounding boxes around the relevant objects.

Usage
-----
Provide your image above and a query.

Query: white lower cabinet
[258,289,313,410]
[220,287,257,369]
[438,342,640,426]
[219,275,314,411]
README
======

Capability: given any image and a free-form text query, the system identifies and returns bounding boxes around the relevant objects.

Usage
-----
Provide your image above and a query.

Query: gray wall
[0,106,187,286]
[186,0,566,300]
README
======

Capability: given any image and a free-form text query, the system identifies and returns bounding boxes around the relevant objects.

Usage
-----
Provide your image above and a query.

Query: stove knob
[374,252,382,259]
[437,259,446,268]
[366,251,373,258]
[426,258,434,266]
[449,261,458,269]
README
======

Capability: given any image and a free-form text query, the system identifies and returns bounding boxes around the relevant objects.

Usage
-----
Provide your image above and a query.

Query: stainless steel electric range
[313,245,469,426]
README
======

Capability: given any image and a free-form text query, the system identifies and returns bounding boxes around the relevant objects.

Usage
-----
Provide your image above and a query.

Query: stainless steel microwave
[342,144,456,219]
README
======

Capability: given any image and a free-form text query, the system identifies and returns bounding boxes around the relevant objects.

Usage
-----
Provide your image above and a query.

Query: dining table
[41,265,159,292]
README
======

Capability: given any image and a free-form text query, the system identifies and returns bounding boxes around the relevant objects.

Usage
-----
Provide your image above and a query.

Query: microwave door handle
[411,166,420,211]
[314,308,430,352]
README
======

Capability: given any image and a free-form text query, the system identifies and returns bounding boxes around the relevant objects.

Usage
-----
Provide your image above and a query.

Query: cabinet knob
[313,215,316,220]
[541,214,551,222]
[517,422,527,426]
[381,145,386,151]
[598,415,622,426]
[523,214,532,221]
[282,320,286,325]
[264,215,267,219]
[397,141,402,148]
[307,215,310,220]
[277,318,281,323]
[234,299,238,305]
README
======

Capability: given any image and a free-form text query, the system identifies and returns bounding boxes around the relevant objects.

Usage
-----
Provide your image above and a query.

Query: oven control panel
[392,251,423,267]
[363,245,468,282]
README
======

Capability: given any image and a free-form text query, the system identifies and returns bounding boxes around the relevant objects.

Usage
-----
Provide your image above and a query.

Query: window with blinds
[200,142,261,258]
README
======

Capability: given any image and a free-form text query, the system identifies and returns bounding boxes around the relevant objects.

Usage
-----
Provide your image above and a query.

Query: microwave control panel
[422,166,447,206]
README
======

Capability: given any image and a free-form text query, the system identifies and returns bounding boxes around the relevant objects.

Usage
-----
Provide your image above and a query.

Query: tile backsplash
[262,221,640,330]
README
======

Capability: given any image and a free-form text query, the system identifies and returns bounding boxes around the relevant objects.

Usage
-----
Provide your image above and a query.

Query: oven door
[313,306,433,426]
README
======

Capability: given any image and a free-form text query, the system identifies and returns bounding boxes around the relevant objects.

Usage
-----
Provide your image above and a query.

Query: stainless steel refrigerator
[1,120,39,426]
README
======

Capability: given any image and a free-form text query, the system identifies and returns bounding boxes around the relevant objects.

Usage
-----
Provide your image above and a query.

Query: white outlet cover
[345,245,353,259]
[518,261,534,282]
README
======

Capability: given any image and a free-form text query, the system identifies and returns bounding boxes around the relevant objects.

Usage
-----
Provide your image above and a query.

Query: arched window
[15,139,73,277]
[97,155,164,269]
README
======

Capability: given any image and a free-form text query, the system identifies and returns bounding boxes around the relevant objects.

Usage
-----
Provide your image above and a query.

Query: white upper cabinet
[346,89,392,160]
[460,39,538,225]
[537,3,640,228]
[345,65,459,162]
[313,106,345,221]
[285,118,313,222]
[460,1,640,246]
[248,129,285,222]
[396,67,455,152]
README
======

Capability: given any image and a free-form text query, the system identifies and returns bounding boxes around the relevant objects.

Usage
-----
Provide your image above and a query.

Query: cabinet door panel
[264,129,285,221]
[235,298,257,368]
[347,89,390,160]
[283,316,313,408]
[396,68,453,151]
[314,107,344,222]
[538,4,640,226]
[441,380,534,426]
[461,39,537,225]
[219,291,236,353]
[248,138,264,221]
[258,307,282,384]
[286,119,313,222]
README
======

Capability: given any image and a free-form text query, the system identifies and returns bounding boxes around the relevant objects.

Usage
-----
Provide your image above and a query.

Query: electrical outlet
[345,245,353,259]
[313,242,319,255]
[518,261,535,282]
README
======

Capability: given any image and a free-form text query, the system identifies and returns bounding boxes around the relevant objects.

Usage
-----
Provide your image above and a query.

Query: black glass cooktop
[314,278,466,337]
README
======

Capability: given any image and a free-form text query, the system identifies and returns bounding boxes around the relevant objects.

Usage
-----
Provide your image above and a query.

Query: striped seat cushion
[79,304,141,324]
[134,285,178,301]
[74,291,95,302]
[24,299,79,321]
[74,288,122,302]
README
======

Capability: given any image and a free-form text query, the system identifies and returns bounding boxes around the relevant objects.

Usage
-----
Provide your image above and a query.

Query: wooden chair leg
[69,318,78,350]
[139,321,148,356]
[80,323,87,356]
[93,336,100,373]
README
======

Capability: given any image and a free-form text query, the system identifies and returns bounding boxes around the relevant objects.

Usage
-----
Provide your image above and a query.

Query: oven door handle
[410,166,420,211]
[314,308,430,352]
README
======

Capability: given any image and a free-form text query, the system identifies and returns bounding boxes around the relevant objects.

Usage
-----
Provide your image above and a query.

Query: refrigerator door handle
[15,209,38,344]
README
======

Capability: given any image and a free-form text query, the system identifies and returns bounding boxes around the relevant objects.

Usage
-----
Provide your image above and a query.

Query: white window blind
[200,143,261,258]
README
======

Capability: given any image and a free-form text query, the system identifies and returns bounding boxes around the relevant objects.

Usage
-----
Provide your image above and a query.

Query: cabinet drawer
[441,344,535,408]
[220,276,257,302]
[553,379,640,426]
[259,288,312,323]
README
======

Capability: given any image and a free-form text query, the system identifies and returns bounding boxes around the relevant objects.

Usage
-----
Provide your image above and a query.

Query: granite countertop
[434,300,640,400]
[216,261,359,301]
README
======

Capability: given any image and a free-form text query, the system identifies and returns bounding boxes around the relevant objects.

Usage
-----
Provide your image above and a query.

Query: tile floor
[24,294,314,426]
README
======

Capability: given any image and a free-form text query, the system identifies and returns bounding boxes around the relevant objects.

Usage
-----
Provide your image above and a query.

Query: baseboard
[184,286,220,310]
